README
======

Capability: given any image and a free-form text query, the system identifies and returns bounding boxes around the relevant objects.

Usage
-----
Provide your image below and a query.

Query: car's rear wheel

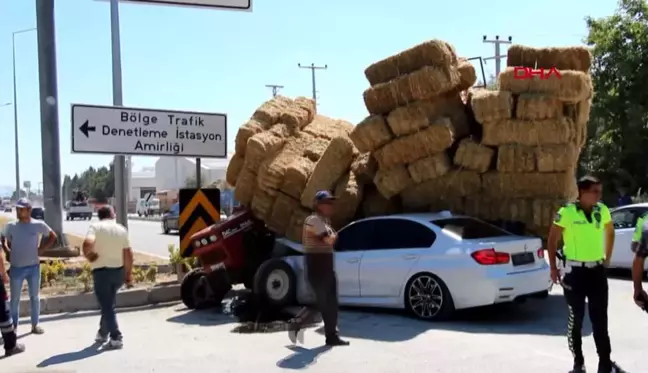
[253,259,296,308]
[404,272,454,321]
[163,222,169,234]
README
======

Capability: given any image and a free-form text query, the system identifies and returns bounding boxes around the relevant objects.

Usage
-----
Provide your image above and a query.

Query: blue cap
[314,190,336,203]
[16,198,32,209]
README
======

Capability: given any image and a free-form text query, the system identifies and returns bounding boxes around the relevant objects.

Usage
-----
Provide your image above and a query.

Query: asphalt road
[3,276,647,372]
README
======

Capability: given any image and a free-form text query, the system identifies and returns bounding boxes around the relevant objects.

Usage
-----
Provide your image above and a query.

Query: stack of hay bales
[226,96,363,242]
[351,40,478,215]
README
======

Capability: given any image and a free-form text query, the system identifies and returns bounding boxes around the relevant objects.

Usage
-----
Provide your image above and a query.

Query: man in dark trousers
[0,252,25,356]
[547,176,625,373]
[287,190,349,347]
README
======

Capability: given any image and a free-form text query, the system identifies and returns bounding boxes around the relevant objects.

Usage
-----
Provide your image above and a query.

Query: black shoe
[287,324,302,344]
[325,336,350,346]
[570,363,586,372]
[598,361,626,373]
[5,343,25,357]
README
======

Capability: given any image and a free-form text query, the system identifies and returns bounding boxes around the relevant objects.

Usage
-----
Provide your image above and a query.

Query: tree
[580,0,648,199]
[184,175,208,188]
[62,163,115,203]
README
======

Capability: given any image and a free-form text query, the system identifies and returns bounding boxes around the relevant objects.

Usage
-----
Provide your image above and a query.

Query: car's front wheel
[404,272,454,321]
[162,221,169,234]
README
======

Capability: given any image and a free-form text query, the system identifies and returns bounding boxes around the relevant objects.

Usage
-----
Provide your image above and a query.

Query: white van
[136,197,161,217]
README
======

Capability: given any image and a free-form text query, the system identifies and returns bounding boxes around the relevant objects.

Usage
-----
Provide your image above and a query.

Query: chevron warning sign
[179,188,221,258]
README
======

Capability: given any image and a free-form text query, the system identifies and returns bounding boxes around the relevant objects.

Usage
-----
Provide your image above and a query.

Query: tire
[404,272,455,321]
[163,222,169,234]
[180,267,230,310]
[253,259,296,308]
[180,268,203,309]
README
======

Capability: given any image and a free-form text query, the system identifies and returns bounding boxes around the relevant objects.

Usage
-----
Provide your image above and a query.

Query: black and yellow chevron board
[179,188,221,258]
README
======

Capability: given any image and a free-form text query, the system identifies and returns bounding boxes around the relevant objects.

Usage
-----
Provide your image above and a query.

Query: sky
[0,0,618,191]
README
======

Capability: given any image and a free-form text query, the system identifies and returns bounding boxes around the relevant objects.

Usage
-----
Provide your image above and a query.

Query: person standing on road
[631,213,648,309]
[631,211,648,254]
[82,206,133,349]
[287,190,349,347]
[2,198,56,334]
[547,176,624,373]
[0,248,25,356]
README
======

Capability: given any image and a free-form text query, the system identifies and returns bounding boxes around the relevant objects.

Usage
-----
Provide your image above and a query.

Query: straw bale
[456,59,477,91]
[300,136,356,208]
[243,132,285,171]
[469,89,513,123]
[387,95,470,138]
[464,197,532,222]
[350,153,378,185]
[267,193,301,236]
[374,118,454,170]
[294,96,316,124]
[363,66,462,115]
[285,208,311,243]
[516,94,562,120]
[268,123,294,138]
[373,165,413,199]
[532,199,565,229]
[234,120,265,156]
[303,137,331,162]
[453,138,494,173]
[350,115,393,153]
[332,172,363,229]
[250,190,275,221]
[498,67,593,103]
[481,118,576,146]
[481,172,576,199]
[361,187,401,218]
[497,145,535,173]
[401,171,481,208]
[251,96,293,126]
[281,157,315,199]
[225,153,244,186]
[564,99,592,125]
[429,196,466,214]
[303,116,354,140]
[507,45,592,73]
[407,153,451,183]
[257,141,307,195]
[279,106,311,134]
[234,168,257,206]
[535,145,579,172]
[364,40,458,86]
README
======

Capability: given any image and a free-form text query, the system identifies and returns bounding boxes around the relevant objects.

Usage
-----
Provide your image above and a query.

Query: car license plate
[512,252,535,266]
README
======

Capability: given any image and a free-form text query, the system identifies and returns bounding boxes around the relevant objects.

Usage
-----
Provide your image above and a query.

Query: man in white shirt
[83,206,133,349]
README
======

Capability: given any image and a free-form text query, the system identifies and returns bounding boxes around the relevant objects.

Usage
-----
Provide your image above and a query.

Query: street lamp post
[12,27,37,200]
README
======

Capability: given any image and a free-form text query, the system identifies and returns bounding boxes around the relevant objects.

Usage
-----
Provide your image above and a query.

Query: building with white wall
[130,166,156,201]
[155,153,234,191]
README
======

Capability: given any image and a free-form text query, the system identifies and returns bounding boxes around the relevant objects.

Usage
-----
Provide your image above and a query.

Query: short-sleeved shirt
[553,201,611,262]
[302,214,334,254]
[635,219,648,259]
[3,219,52,268]
[632,213,648,243]
[86,220,130,270]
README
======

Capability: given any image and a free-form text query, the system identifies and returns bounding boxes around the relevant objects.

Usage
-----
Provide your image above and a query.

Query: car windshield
[432,217,512,239]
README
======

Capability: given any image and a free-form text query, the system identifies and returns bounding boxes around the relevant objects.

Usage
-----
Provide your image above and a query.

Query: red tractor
[179,208,282,309]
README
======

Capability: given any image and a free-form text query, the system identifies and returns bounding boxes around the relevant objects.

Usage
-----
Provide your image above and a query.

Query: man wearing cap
[2,198,57,334]
[287,190,349,347]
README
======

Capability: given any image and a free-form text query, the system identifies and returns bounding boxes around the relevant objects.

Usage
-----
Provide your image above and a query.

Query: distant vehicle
[161,202,180,234]
[137,193,161,217]
[31,207,45,220]
[66,189,93,220]
[609,203,648,270]
[2,199,11,213]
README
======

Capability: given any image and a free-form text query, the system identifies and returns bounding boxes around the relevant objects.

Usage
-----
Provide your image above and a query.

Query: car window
[368,219,436,249]
[612,209,637,229]
[433,217,512,239]
[334,220,376,252]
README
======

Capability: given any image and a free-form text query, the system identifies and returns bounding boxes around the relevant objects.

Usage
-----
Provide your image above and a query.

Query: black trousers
[0,274,17,351]
[294,253,339,338]
[562,265,611,365]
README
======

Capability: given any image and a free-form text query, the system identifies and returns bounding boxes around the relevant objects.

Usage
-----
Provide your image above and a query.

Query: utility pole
[298,63,327,109]
[482,35,512,77]
[35,0,67,249]
[265,84,284,97]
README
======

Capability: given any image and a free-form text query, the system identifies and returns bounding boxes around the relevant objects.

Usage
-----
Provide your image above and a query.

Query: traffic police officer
[631,211,648,253]
[547,176,624,373]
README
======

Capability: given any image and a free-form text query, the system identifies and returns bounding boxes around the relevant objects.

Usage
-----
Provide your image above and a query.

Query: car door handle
[346,258,360,263]
[402,254,418,260]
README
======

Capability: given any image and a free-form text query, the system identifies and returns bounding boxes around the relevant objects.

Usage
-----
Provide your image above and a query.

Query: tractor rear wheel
[253,259,296,308]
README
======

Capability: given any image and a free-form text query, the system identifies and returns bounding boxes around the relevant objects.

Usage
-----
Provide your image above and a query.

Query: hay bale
[532,199,564,229]
[374,165,413,199]
[429,196,466,214]
[294,96,316,124]
[469,90,513,123]
[364,40,458,86]
[407,153,451,183]
[363,66,462,115]
[279,104,311,133]
[456,59,477,91]
[453,139,494,173]
[497,145,535,173]
[226,153,244,186]
[303,116,354,140]
[481,118,576,146]
[250,190,275,221]
[303,137,330,162]
[361,186,401,217]
[285,208,311,243]
[482,172,576,199]
[234,168,257,206]
[388,95,470,138]
[535,145,578,172]
[281,157,315,199]
[564,99,591,148]
[350,153,378,185]
[507,45,592,73]
[251,96,293,126]
[332,172,363,229]
[234,120,265,155]
[516,94,562,120]
[400,170,481,208]
[350,115,393,153]
[374,118,454,169]
[257,142,305,195]
[498,67,593,103]
[300,136,356,208]
[464,197,531,222]
[267,193,301,235]
[243,132,285,171]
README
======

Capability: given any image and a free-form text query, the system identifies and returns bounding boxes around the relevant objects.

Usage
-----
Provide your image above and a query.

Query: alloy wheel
[407,275,444,319]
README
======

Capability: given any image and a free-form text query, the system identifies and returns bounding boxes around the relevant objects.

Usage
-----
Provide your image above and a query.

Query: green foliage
[144,266,158,282]
[62,164,115,203]
[76,262,93,293]
[40,260,65,288]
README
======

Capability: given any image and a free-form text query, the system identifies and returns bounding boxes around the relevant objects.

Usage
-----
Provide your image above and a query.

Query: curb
[18,283,180,317]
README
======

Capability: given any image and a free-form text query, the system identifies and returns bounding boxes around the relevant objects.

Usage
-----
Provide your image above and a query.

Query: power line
[482,35,512,77]
[298,63,327,109]
[265,84,284,97]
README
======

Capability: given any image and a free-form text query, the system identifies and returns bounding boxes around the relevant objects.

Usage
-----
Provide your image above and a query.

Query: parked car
[161,203,180,234]
[31,207,45,220]
[609,203,648,270]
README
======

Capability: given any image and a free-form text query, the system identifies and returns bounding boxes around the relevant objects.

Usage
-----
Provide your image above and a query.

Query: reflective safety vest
[553,201,611,262]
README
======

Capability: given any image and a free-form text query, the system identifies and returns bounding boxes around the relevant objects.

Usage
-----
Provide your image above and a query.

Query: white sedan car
[609,203,648,270]
[255,212,551,320]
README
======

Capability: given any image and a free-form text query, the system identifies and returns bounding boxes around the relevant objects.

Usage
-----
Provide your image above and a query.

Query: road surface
[3,276,647,373]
